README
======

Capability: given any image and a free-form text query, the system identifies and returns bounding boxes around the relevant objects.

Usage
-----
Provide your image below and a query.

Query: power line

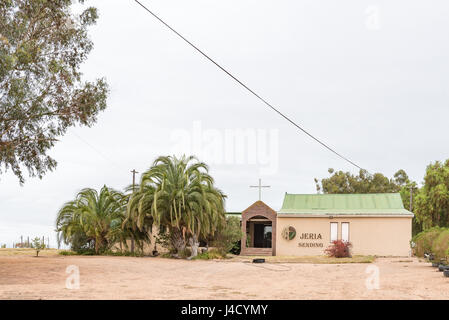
[71,131,126,172]
[133,0,366,171]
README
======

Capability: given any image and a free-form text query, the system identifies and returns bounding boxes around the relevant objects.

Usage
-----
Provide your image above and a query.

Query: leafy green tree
[56,186,131,254]
[0,0,108,183]
[31,236,45,257]
[315,168,422,234]
[127,155,227,257]
[414,160,449,230]
[315,168,405,194]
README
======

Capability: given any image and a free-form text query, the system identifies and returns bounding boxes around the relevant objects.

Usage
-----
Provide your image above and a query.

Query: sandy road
[0,255,448,299]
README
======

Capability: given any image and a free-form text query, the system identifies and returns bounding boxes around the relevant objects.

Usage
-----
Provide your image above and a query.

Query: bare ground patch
[0,254,448,300]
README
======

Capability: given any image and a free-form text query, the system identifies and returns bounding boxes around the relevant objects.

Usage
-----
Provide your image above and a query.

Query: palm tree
[56,185,128,254]
[127,155,226,257]
[117,185,154,253]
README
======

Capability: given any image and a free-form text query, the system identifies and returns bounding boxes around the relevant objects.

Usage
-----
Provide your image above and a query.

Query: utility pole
[410,185,413,212]
[130,169,139,253]
[131,169,138,190]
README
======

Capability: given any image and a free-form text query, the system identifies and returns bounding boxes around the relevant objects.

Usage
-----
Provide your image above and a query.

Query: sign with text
[298,233,324,248]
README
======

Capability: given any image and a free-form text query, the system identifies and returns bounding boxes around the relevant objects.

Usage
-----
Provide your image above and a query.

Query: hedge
[431,229,449,261]
[413,227,449,260]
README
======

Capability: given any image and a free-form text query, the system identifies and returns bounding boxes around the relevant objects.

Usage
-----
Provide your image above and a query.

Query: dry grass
[0,248,62,257]
[231,254,375,264]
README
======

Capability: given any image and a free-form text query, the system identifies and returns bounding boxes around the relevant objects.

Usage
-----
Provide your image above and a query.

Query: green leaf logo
[282,226,296,240]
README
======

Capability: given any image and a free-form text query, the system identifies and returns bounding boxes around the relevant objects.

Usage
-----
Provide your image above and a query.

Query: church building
[237,193,413,257]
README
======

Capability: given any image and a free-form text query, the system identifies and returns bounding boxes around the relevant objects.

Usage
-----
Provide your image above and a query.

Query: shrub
[192,248,226,260]
[229,240,241,255]
[211,216,242,254]
[59,250,78,256]
[159,248,193,259]
[67,232,96,254]
[325,240,352,258]
[431,229,449,262]
[59,249,96,256]
[101,250,144,257]
[178,248,192,258]
[412,227,445,258]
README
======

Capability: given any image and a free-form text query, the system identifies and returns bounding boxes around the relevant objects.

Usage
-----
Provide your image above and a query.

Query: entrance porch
[240,201,277,256]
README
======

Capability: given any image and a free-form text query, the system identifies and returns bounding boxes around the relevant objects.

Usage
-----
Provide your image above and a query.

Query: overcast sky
[1,0,449,247]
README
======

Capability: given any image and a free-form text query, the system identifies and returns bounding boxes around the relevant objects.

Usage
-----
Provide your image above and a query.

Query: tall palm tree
[127,155,226,257]
[56,185,128,254]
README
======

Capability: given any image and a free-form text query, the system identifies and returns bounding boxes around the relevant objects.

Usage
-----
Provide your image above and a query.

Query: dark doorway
[254,223,272,248]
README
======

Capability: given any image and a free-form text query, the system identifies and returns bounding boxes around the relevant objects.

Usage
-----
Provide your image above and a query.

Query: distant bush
[192,248,227,260]
[65,248,96,256]
[59,249,145,257]
[325,240,352,258]
[431,229,449,261]
[412,227,446,258]
[101,250,144,257]
[59,250,78,256]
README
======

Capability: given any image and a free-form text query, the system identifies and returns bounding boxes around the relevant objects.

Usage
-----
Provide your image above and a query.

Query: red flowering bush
[325,240,352,258]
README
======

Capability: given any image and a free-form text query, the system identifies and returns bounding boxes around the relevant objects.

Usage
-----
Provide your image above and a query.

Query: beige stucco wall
[276,216,412,257]
[111,225,168,255]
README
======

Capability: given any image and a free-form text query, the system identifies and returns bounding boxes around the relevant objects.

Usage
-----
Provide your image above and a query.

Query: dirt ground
[0,254,448,300]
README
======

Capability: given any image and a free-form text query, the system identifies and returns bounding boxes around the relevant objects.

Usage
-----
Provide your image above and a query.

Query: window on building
[341,222,349,242]
[330,222,338,242]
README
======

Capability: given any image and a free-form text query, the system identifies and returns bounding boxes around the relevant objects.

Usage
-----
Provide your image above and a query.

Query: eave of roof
[278,210,414,217]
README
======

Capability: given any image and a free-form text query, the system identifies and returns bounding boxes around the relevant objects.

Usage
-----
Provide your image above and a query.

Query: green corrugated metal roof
[279,193,413,216]
[225,212,241,219]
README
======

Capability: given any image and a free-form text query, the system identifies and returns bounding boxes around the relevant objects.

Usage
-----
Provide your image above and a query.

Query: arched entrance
[240,201,277,256]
